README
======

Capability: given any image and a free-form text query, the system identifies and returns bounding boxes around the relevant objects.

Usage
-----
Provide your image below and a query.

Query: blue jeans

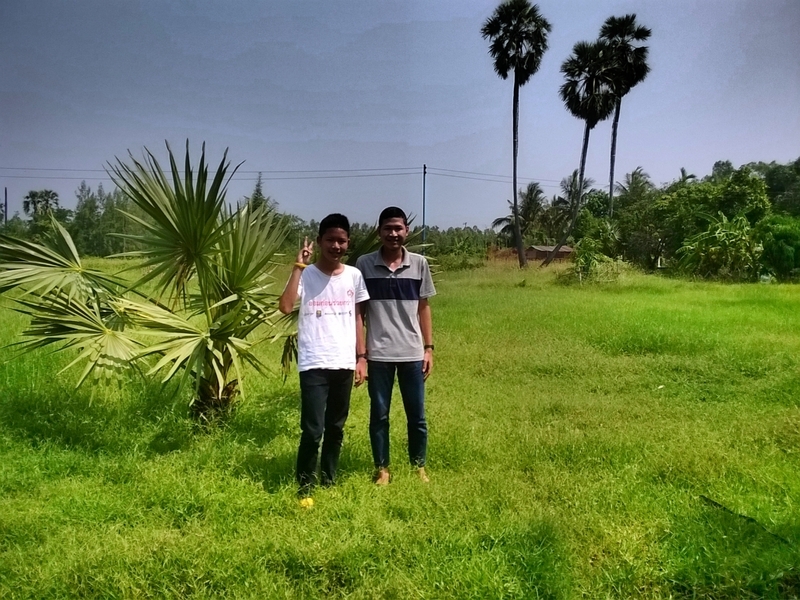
[296,369,353,494]
[368,360,427,468]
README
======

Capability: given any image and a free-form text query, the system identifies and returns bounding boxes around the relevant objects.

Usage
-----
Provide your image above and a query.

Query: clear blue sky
[1,0,798,228]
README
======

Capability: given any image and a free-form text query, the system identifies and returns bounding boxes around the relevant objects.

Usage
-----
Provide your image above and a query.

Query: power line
[1,165,567,184]
[0,172,419,182]
[427,167,562,184]
[0,166,419,174]
[428,171,561,188]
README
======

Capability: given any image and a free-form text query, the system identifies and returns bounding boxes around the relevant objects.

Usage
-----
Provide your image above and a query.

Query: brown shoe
[417,467,430,483]
[373,467,391,485]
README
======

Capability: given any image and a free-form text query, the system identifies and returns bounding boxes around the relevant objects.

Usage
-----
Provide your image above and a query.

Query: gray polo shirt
[356,248,436,362]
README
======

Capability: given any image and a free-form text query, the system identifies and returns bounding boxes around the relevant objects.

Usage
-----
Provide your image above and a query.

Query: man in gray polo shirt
[356,206,435,484]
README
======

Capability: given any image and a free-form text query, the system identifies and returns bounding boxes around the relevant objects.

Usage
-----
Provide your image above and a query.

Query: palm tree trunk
[512,76,527,268]
[608,98,622,218]
[542,122,591,267]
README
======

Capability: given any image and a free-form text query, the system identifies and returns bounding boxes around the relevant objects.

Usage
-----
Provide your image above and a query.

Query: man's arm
[354,302,367,386]
[419,298,433,379]
[278,237,313,314]
[278,266,303,314]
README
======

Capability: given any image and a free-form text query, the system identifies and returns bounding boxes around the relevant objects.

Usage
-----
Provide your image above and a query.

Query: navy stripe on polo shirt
[364,277,421,301]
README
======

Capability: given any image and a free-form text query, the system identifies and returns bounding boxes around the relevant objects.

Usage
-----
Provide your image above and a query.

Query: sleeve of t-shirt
[353,268,369,303]
[420,258,436,299]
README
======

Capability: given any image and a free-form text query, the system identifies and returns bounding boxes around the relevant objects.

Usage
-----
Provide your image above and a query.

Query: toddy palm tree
[23,190,60,219]
[600,14,652,218]
[482,0,551,267]
[0,142,290,421]
[543,41,615,266]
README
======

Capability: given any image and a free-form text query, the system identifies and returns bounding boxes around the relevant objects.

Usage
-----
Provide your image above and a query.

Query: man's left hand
[422,349,433,380]
[355,358,367,386]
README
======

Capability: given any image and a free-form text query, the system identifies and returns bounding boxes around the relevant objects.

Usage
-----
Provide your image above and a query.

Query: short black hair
[378,206,408,227]
[318,213,350,237]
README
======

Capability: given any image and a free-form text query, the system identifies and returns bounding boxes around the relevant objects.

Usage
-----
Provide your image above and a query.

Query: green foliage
[716,166,771,225]
[677,213,762,280]
[755,214,800,280]
[0,143,290,420]
[558,236,628,284]
[424,225,491,271]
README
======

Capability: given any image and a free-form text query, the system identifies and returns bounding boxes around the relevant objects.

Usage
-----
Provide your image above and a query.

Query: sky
[1,0,798,228]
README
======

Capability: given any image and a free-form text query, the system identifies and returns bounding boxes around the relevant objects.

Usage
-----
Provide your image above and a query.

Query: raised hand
[296,237,314,265]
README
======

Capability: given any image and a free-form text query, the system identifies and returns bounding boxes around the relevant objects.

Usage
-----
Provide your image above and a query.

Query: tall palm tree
[491,181,547,242]
[542,40,615,266]
[22,190,60,218]
[482,0,551,267]
[600,14,651,218]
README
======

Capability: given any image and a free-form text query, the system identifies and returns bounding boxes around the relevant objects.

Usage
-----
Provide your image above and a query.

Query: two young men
[279,208,435,500]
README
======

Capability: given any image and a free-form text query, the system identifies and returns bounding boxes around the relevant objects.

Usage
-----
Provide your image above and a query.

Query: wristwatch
[423,344,434,351]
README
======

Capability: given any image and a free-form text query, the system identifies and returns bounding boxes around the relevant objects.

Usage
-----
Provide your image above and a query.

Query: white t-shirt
[296,264,369,372]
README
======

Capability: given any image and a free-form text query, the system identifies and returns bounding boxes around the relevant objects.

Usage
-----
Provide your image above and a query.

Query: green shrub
[755,215,800,280]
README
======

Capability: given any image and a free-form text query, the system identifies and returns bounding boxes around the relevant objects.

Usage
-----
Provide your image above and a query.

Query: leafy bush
[755,214,800,280]
[677,213,762,280]
[557,237,629,284]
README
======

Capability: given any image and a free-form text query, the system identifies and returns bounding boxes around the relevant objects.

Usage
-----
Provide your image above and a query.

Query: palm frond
[0,217,123,299]
[107,142,236,303]
[11,293,141,386]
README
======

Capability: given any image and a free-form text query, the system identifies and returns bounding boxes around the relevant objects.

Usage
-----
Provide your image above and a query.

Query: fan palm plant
[600,14,651,218]
[542,40,615,266]
[0,142,290,420]
[482,0,551,267]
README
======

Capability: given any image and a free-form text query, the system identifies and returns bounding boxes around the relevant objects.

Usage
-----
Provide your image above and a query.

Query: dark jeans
[296,369,353,493]
[368,360,427,468]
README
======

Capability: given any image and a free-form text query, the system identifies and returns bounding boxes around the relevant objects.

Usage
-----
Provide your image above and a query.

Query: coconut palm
[491,181,547,242]
[615,167,653,198]
[679,167,697,184]
[542,40,615,266]
[482,0,551,267]
[0,142,290,421]
[600,14,651,218]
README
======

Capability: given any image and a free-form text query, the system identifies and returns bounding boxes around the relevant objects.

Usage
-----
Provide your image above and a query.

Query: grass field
[1,260,799,598]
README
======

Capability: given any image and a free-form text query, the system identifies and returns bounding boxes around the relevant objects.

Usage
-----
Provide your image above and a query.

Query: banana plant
[0,142,290,420]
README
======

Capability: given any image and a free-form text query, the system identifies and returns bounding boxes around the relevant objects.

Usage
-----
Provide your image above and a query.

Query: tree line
[493,157,800,280]
[0,174,499,271]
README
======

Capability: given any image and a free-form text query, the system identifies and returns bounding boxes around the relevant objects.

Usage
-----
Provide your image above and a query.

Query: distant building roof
[528,245,573,252]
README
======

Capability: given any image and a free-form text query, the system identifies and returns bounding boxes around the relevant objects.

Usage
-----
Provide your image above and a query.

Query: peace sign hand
[296,237,314,265]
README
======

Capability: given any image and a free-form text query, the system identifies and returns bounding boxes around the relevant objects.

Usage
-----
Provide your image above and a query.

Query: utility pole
[422,164,427,249]
[4,187,7,225]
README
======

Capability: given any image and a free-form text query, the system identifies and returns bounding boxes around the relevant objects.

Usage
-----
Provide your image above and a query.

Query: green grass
[1,261,799,598]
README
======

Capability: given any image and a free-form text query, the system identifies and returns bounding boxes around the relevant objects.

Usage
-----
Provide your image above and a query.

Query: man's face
[317,227,349,263]
[379,217,408,251]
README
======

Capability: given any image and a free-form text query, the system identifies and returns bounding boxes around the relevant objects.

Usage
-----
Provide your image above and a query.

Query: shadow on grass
[664,500,800,598]
[228,387,299,492]
[0,375,190,454]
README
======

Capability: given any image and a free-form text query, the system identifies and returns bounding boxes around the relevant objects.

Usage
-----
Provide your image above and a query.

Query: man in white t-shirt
[279,214,369,505]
